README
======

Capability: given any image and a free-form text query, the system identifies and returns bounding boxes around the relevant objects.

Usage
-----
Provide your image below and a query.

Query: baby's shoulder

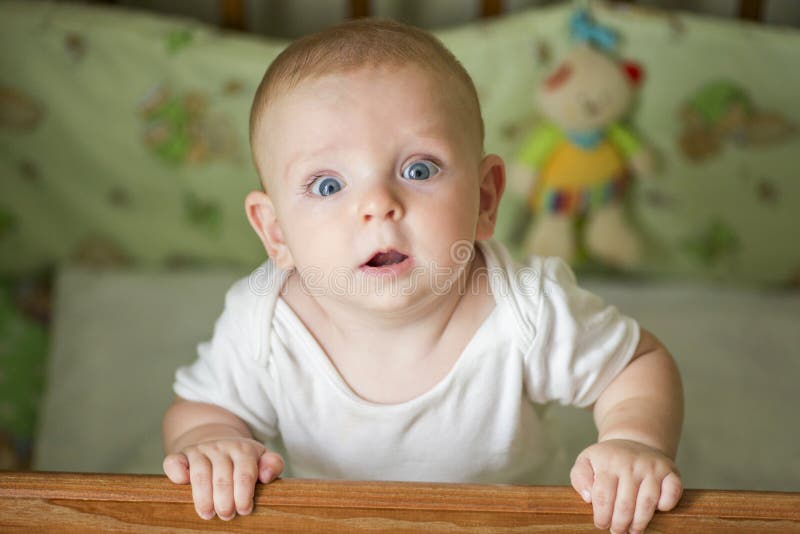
[217,260,287,335]
[481,240,575,308]
[479,240,587,344]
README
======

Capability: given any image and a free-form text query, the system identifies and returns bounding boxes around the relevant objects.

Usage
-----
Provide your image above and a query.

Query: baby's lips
[361,247,410,267]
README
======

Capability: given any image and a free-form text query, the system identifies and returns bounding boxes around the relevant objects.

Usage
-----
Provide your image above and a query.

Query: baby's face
[251,64,494,312]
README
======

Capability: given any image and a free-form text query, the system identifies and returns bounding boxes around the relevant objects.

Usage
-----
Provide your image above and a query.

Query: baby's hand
[570,439,682,534]
[163,437,284,520]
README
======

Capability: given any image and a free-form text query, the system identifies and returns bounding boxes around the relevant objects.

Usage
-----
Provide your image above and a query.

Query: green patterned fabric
[1,1,279,272]
[0,282,47,438]
[1,1,799,285]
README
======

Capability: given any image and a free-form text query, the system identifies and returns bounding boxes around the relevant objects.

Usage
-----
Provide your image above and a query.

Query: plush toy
[513,10,654,269]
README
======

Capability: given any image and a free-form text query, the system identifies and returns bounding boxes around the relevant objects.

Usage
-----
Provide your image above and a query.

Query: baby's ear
[245,191,295,270]
[475,154,506,241]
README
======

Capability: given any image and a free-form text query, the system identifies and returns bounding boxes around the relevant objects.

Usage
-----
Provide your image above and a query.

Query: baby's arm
[570,328,683,534]
[162,396,284,520]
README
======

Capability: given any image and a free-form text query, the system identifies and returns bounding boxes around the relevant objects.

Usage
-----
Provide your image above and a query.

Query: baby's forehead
[280,63,463,107]
[260,64,478,140]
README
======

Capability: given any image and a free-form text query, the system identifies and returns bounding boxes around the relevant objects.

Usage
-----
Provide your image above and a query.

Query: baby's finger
[231,456,259,516]
[657,471,683,511]
[569,455,594,503]
[630,476,661,534]
[210,454,236,521]
[591,471,617,530]
[610,475,637,534]
[162,453,190,484]
[185,451,215,520]
[258,451,285,483]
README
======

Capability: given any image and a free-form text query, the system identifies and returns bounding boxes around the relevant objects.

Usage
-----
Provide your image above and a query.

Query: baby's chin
[329,290,449,319]
[289,268,437,309]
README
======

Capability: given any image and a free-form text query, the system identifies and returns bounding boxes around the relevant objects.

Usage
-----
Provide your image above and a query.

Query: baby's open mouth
[364,249,408,267]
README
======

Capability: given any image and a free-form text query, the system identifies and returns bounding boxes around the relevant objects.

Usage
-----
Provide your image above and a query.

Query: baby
[162,18,683,534]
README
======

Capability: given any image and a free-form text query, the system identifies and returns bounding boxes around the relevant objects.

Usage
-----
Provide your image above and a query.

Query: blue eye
[402,160,440,181]
[310,176,343,197]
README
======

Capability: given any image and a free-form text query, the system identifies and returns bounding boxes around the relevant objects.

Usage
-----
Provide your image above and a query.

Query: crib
[1,0,799,531]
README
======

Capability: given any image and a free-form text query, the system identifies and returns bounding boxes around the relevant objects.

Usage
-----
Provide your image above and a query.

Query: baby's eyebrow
[409,134,453,150]
[283,144,339,179]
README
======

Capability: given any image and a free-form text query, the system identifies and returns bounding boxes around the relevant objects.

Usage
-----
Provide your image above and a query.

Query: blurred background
[1,0,798,492]
[38,0,800,35]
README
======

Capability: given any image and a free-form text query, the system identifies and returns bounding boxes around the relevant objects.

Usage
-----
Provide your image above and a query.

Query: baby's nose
[359,185,404,223]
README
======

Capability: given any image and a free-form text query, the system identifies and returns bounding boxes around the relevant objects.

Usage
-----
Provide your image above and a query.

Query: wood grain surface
[0,472,798,532]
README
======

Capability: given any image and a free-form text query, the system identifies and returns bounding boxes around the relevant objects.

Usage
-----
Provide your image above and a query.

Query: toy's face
[537,44,633,132]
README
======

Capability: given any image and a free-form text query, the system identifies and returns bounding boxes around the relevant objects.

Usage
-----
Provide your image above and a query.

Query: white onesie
[173,239,639,483]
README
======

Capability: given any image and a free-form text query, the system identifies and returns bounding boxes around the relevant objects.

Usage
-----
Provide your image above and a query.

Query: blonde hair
[249,18,484,178]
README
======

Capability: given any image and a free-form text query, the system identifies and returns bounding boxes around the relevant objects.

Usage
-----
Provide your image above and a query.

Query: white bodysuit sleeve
[173,276,279,440]
[523,257,640,408]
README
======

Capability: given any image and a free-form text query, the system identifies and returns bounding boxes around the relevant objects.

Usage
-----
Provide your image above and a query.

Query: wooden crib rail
[1,472,799,532]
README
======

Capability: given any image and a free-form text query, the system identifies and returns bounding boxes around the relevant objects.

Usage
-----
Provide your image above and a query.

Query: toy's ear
[622,61,644,87]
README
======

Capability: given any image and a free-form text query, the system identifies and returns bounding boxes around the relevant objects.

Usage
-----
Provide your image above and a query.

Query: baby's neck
[282,248,490,365]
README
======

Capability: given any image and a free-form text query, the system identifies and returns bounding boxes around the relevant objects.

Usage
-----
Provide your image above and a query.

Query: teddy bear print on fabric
[678,80,795,162]
[137,83,239,166]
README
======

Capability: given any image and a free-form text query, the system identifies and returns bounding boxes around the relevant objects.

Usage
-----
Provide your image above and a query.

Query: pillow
[33,266,243,473]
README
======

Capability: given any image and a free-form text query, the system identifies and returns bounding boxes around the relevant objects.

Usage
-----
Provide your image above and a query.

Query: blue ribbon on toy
[570,9,618,52]
[567,129,605,149]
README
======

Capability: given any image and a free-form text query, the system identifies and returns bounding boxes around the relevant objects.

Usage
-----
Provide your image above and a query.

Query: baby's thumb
[569,455,594,503]
[258,450,285,484]
[162,453,190,484]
